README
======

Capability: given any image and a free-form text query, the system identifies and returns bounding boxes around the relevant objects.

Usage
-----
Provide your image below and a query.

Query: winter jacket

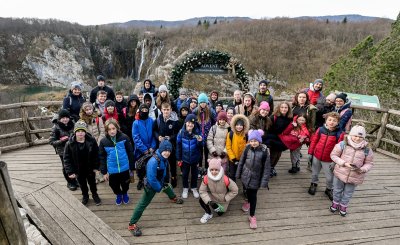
[132,118,156,159]
[120,94,140,144]
[265,114,292,151]
[62,91,85,122]
[334,100,353,132]
[63,134,99,176]
[115,100,127,115]
[199,168,238,210]
[99,132,135,175]
[292,104,317,131]
[102,108,120,123]
[303,87,323,106]
[140,79,158,98]
[207,122,229,157]
[331,137,374,185]
[254,90,274,111]
[235,93,258,117]
[249,112,272,144]
[49,119,74,156]
[176,127,202,164]
[192,107,217,146]
[315,97,335,128]
[308,126,344,162]
[153,112,180,146]
[279,119,310,151]
[226,114,250,162]
[89,85,115,104]
[236,144,271,189]
[145,150,168,192]
[143,93,159,120]
[93,100,106,117]
[79,110,105,144]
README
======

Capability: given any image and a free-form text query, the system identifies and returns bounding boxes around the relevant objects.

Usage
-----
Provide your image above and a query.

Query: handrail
[0,100,399,159]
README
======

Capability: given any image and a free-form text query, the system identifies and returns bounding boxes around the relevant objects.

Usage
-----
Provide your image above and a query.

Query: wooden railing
[0,100,399,159]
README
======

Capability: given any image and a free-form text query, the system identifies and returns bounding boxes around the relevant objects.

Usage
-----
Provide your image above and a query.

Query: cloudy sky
[1,0,399,25]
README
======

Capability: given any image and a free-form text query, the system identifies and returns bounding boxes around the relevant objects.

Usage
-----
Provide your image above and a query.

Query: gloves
[208,201,224,213]
[212,151,218,157]
[171,177,177,188]
[220,152,226,158]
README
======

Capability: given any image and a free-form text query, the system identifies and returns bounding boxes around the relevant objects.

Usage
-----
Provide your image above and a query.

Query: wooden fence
[0,100,399,159]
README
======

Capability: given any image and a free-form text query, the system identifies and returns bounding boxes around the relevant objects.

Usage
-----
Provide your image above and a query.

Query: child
[93,90,107,117]
[209,90,219,109]
[140,78,158,97]
[132,104,157,190]
[334,93,353,132]
[174,88,188,111]
[50,109,78,191]
[215,101,224,114]
[64,120,101,206]
[156,85,177,112]
[226,114,250,181]
[177,102,189,129]
[79,102,105,144]
[102,100,120,122]
[99,119,135,205]
[292,91,317,131]
[120,94,140,145]
[235,93,258,117]
[128,140,183,237]
[143,93,158,120]
[188,96,198,113]
[279,115,311,173]
[249,101,272,145]
[115,91,127,115]
[192,93,216,170]
[153,102,180,188]
[207,111,229,171]
[308,112,344,200]
[226,107,235,125]
[176,114,202,199]
[198,158,239,223]
[62,81,85,122]
[236,129,270,229]
[329,124,374,216]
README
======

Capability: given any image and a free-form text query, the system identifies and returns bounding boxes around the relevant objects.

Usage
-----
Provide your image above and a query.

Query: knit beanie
[97,75,105,81]
[105,100,115,108]
[82,102,93,110]
[259,101,270,111]
[259,80,270,86]
[74,120,88,133]
[248,129,264,143]
[215,101,223,108]
[198,93,208,104]
[349,124,366,139]
[217,111,228,122]
[326,92,337,102]
[70,81,82,90]
[185,114,197,123]
[179,88,188,95]
[159,140,173,153]
[336,93,347,102]
[58,109,70,119]
[313,79,324,86]
[208,158,222,170]
[159,84,168,93]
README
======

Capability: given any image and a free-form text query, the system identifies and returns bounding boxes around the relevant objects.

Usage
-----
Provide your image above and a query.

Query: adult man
[89,75,116,103]
[254,80,273,112]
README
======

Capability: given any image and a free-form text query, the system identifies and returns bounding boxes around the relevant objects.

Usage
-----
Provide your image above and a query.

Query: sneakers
[182,188,189,199]
[123,193,129,204]
[200,213,213,223]
[171,196,184,204]
[92,194,101,206]
[288,166,300,174]
[67,182,77,191]
[81,196,89,205]
[137,180,144,190]
[115,195,123,206]
[270,168,277,178]
[249,216,257,229]
[191,188,199,198]
[308,183,318,195]
[242,201,250,212]
[325,188,333,201]
[330,201,339,213]
[128,223,142,237]
[339,204,347,217]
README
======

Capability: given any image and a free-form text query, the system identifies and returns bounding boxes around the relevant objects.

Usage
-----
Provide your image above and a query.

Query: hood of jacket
[230,114,250,134]
[143,92,156,110]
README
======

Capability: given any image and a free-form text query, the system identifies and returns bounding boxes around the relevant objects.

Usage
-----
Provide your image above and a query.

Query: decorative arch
[168,50,249,98]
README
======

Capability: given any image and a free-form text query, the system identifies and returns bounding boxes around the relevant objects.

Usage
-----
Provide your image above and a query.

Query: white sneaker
[191,188,199,198]
[182,188,189,199]
[200,213,213,223]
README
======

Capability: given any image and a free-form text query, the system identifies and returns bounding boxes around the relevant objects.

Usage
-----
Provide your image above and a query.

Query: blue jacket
[132,118,156,159]
[99,132,135,175]
[146,150,168,192]
[176,127,202,164]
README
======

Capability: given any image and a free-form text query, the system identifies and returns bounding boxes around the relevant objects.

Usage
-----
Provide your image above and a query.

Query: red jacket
[103,108,119,122]
[279,122,310,151]
[308,126,344,162]
[307,89,323,105]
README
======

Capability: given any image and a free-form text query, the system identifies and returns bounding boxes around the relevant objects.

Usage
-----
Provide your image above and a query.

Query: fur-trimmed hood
[230,114,250,135]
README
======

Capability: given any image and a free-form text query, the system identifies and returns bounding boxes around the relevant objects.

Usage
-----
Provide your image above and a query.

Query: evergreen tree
[342,17,347,24]
[197,20,201,26]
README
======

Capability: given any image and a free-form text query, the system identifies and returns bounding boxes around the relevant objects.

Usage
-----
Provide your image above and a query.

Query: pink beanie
[208,158,222,170]
[259,101,270,111]
[248,129,264,143]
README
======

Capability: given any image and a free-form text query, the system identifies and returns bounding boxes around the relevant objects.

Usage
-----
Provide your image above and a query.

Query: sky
[1,0,399,26]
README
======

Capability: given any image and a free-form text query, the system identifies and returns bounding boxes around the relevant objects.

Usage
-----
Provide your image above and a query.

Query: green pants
[129,185,176,224]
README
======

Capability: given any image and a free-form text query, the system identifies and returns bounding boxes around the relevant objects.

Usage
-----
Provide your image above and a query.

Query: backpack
[135,153,161,179]
[339,141,369,156]
[318,127,342,142]
[229,130,248,143]
[203,175,230,187]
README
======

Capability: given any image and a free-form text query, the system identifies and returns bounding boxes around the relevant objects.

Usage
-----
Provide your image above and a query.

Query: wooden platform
[1,145,400,244]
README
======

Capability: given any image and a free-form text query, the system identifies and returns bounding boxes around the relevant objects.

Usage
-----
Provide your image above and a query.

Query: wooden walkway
[1,145,400,244]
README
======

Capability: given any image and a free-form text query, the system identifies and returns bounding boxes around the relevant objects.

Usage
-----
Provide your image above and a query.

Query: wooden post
[373,112,389,150]
[20,106,32,145]
[0,161,28,245]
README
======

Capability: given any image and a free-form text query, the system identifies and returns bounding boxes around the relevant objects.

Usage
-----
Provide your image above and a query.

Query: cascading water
[137,40,145,81]
[145,44,164,78]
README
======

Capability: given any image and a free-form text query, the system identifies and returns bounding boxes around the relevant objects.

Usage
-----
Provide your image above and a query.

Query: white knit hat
[349,125,366,139]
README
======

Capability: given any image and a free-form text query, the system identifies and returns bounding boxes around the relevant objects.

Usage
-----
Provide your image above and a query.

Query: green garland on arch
[168,50,249,98]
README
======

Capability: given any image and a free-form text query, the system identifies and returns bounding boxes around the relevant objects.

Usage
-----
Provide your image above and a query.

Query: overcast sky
[1,0,399,25]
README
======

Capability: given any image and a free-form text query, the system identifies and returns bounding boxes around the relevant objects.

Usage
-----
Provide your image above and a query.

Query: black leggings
[77,172,97,197]
[245,188,258,216]
[199,198,223,216]
[109,170,130,195]
[199,145,209,169]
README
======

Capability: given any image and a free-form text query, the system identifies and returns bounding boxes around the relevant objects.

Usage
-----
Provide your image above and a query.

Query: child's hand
[60,136,69,141]
[68,174,76,179]
[292,122,297,127]
[103,173,109,181]
[196,135,203,141]
[177,161,183,167]
[344,162,353,168]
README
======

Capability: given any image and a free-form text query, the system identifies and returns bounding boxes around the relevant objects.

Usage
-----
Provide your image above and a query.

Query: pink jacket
[330,137,374,185]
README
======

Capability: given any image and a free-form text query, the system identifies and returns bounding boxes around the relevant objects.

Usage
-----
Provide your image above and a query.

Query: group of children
[50,77,374,237]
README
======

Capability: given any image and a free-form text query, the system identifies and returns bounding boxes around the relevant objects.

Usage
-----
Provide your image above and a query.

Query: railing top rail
[0,101,63,110]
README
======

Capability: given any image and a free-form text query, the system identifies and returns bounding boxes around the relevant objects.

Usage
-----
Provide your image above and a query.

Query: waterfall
[137,40,145,81]
[146,44,164,78]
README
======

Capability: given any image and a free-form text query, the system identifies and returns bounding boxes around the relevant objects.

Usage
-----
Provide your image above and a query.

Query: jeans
[333,176,356,206]
[311,157,334,189]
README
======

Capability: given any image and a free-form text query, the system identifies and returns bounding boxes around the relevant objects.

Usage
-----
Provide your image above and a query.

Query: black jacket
[89,86,116,103]
[49,120,74,156]
[62,91,85,122]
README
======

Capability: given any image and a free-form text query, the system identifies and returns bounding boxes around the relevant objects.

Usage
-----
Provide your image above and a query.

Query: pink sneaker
[249,216,257,229]
[241,202,250,212]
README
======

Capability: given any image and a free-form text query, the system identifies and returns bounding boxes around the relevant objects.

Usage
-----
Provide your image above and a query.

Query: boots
[329,201,339,213]
[308,183,318,195]
[325,188,333,201]
[288,161,300,174]
[339,204,348,217]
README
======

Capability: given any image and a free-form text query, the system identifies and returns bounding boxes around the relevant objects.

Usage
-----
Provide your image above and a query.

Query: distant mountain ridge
[110,14,390,28]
